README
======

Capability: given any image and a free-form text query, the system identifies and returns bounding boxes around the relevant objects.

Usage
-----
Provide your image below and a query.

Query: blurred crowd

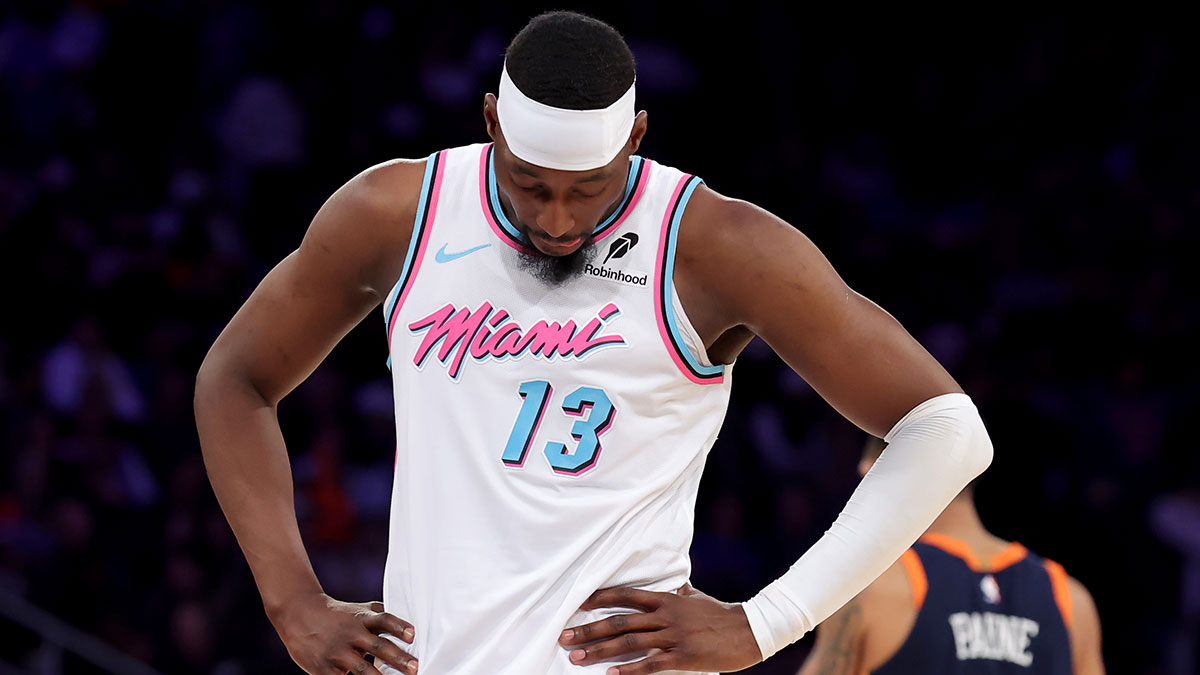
[0,2,1196,674]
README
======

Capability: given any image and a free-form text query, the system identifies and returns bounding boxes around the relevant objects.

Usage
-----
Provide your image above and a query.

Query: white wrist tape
[497,64,635,171]
[741,393,993,659]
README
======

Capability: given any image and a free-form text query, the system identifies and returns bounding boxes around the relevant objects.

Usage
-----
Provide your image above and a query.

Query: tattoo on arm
[799,600,864,675]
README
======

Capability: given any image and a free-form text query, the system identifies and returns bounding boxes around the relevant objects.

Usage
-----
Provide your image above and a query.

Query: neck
[924,494,1024,570]
[926,494,990,540]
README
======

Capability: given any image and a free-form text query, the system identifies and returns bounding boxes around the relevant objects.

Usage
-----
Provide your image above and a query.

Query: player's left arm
[1068,577,1105,675]
[677,185,962,434]
[561,185,992,673]
[682,186,992,656]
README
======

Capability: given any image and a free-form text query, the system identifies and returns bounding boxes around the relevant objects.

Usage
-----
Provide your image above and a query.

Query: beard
[515,231,598,285]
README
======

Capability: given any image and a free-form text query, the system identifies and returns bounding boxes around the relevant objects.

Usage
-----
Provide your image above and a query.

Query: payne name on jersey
[948,611,1041,666]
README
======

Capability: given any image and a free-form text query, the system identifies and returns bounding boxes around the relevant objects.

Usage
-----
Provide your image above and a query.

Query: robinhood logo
[588,233,646,286]
[588,234,646,286]
[603,233,639,263]
[584,262,648,287]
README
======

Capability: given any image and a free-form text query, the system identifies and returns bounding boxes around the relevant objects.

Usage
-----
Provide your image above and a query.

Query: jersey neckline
[919,533,1029,573]
[478,143,650,253]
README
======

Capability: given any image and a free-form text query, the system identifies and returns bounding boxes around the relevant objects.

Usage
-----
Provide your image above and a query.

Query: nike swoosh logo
[435,243,491,263]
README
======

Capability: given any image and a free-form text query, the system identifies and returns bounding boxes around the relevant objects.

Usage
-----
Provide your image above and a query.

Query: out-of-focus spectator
[1152,486,1200,674]
[41,317,145,424]
[0,5,1192,674]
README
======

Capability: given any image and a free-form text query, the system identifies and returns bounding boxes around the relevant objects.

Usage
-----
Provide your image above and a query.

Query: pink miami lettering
[408,302,625,379]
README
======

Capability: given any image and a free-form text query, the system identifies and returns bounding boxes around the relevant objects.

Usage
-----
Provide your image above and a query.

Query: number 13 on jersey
[501,380,616,475]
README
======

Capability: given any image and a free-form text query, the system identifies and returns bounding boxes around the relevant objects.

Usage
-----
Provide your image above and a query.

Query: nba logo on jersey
[980,574,1002,605]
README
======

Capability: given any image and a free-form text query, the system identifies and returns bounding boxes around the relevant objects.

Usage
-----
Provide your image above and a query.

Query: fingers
[581,587,667,612]
[351,633,419,673]
[362,611,416,643]
[565,631,673,666]
[326,650,384,675]
[560,612,663,646]
[606,654,679,675]
[357,609,417,673]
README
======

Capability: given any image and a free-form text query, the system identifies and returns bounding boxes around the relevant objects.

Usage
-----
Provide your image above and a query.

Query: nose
[535,199,575,239]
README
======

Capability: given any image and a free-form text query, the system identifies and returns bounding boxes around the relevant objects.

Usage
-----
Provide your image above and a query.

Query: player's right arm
[1068,577,1105,675]
[194,159,426,675]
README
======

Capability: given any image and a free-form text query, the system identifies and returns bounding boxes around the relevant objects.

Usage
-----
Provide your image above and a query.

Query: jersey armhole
[384,149,447,369]
[899,549,928,610]
[653,174,726,385]
[1043,558,1074,629]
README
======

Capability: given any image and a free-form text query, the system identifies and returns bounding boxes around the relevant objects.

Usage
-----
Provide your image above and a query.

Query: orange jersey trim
[899,549,928,610]
[919,533,1029,572]
[988,542,1030,571]
[1044,558,1074,629]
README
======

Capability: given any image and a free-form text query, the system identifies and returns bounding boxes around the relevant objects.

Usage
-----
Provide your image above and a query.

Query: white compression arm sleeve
[740,393,993,660]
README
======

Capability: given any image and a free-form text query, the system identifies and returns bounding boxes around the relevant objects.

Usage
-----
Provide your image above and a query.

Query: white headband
[496,64,635,171]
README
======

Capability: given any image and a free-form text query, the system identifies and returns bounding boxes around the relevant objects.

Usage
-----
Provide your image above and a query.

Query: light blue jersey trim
[486,150,644,239]
[384,151,439,321]
[662,177,724,377]
[486,151,522,239]
[595,156,644,233]
[384,151,440,370]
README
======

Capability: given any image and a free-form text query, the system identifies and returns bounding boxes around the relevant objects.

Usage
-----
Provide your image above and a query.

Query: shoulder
[301,157,429,299]
[672,181,852,332]
[1066,573,1100,635]
[676,183,804,260]
[676,182,840,289]
[850,551,929,671]
[816,556,914,643]
[1040,555,1104,664]
[1063,572,1105,674]
[862,553,923,611]
[328,158,428,234]
[1040,557,1088,628]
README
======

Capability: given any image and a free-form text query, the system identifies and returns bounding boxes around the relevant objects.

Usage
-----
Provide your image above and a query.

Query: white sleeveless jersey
[378,143,732,675]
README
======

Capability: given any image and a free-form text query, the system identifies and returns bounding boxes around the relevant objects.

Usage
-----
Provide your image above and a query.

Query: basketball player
[194,11,995,675]
[797,438,1104,674]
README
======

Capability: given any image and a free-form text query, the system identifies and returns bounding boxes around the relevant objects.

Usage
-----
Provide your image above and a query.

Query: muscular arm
[677,185,960,433]
[796,599,866,675]
[194,159,423,617]
[677,186,990,660]
[1068,578,1105,675]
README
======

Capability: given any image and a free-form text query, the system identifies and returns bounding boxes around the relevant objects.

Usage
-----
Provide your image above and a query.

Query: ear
[483,93,500,140]
[626,110,649,154]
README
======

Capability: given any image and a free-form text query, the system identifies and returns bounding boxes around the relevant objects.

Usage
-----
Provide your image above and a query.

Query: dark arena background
[1,2,1196,674]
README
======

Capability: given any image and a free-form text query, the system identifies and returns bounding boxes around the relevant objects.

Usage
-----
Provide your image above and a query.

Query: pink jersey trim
[387,150,447,344]
[478,144,535,253]
[478,144,652,252]
[654,174,725,385]
[592,159,652,244]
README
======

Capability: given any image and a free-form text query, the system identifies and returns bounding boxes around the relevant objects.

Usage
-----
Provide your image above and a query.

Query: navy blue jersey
[873,535,1072,674]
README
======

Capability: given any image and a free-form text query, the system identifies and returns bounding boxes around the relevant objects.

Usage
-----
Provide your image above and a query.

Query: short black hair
[504,11,636,110]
